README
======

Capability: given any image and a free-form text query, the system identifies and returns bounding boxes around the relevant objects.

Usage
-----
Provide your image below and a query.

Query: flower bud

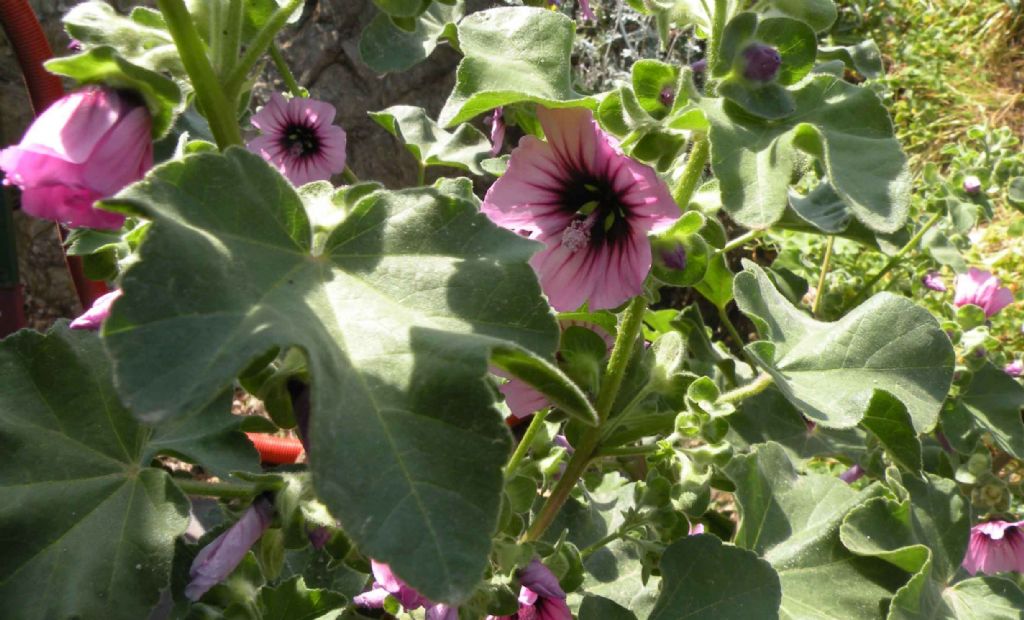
[741,43,782,82]
[963,175,982,195]
[0,86,152,230]
[186,497,274,601]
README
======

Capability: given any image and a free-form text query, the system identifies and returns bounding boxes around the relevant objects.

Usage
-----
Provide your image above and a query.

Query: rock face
[1,0,473,327]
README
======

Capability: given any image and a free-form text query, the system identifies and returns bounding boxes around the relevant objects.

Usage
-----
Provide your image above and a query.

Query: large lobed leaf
[0,325,200,619]
[439,7,594,127]
[703,75,910,233]
[725,443,907,619]
[734,263,954,430]
[101,148,562,603]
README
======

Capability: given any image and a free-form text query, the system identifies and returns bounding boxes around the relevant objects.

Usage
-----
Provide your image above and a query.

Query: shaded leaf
[102,149,559,603]
[359,2,463,74]
[370,105,492,175]
[0,325,190,619]
[942,577,1024,619]
[956,362,1024,459]
[860,391,923,474]
[259,575,347,619]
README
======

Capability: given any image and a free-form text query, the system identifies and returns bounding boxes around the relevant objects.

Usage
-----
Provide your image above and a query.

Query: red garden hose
[245,433,305,464]
[1,0,109,317]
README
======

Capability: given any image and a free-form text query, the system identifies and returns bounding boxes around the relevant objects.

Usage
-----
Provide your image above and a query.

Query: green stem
[715,229,762,255]
[505,409,550,478]
[416,162,426,187]
[579,522,648,558]
[812,236,835,317]
[157,0,242,149]
[672,136,709,210]
[717,372,773,405]
[843,211,943,313]
[269,44,303,97]
[341,166,360,185]
[174,478,274,498]
[704,0,730,92]
[220,0,244,78]
[594,444,661,458]
[522,296,648,543]
[717,305,745,353]
[224,0,303,98]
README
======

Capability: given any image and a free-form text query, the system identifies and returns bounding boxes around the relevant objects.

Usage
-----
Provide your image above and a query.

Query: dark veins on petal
[281,122,322,159]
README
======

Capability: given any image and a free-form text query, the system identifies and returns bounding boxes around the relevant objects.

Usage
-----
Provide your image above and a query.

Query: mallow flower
[1005,360,1023,377]
[354,560,454,618]
[953,268,1014,318]
[488,559,571,620]
[69,289,122,330]
[0,86,152,230]
[247,93,347,186]
[962,519,1024,575]
[482,106,678,311]
[963,175,982,195]
[185,497,274,601]
[922,271,947,292]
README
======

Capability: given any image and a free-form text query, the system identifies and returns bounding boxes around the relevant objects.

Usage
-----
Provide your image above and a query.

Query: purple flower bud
[486,106,505,157]
[1006,360,1024,377]
[963,175,982,195]
[69,289,122,330]
[659,245,688,271]
[185,497,274,601]
[839,464,865,484]
[690,58,707,73]
[659,86,675,108]
[741,43,782,82]
[921,271,947,292]
[308,525,331,550]
[689,522,705,535]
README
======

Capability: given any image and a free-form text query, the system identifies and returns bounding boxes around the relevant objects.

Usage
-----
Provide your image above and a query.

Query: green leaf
[370,105,492,176]
[818,41,884,79]
[101,149,559,603]
[859,391,923,474]
[146,390,260,477]
[490,346,598,426]
[62,1,183,76]
[259,575,347,619]
[942,577,1024,619]
[1007,177,1024,208]
[45,46,182,137]
[694,253,734,309]
[767,0,837,32]
[955,362,1024,459]
[0,325,190,619]
[373,0,430,18]
[734,263,954,430]
[725,443,907,619]
[840,474,970,619]
[728,388,867,461]
[631,59,679,119]
[782,182,907,250]
[359,1,463,74]
[704,75,910,233]
[579,595,637,620]
[650,535,781,620]
[439,7,595,127]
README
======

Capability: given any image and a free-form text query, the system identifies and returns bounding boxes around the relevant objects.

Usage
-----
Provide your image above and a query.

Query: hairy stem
[269,44,303,97]
[224,0,303,98]
[505,408,550,478]
[593,443,662,458]
[844,211,943,312]
[812,235,836,317]
[672,136,709,210]
[341,166,360,184]
[174,478,278,498]
[522,296,648,542]
[717,372,774,405]
[715,229,762,255]
[158,0,243,149]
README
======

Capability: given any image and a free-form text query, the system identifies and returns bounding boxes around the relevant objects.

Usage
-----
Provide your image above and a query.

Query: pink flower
[354,560,455,617]
[69,289,122,330]
[247,93,347,186]
[482,107,678,311]
[186,497,274,600]
[963,175,982,195]
[689,522,705,535]
[0,86,152,230]
[921,271,947,292]
[839,464,865,484]
[488,559,571,620]
[962,520,1024,575]
[487,107,506,156]
[953,268,1014,318]
[1005,360,1023,377]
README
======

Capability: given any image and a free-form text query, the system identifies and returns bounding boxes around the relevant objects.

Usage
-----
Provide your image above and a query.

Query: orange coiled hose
[245,433,305,464]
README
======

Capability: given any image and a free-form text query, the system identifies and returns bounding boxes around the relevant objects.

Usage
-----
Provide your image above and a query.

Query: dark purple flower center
[560,176,631,251]
[281,122,321,158]
[741,43,782,82]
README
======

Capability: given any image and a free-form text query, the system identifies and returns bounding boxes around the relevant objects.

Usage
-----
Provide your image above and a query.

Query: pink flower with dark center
[953,268,1014,318]
[0,86,152,230]
[247,93,347,186]
[487,559,571,620]
[69,289,122,330]
[962,520,1024,575]
[482,107,678,311]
